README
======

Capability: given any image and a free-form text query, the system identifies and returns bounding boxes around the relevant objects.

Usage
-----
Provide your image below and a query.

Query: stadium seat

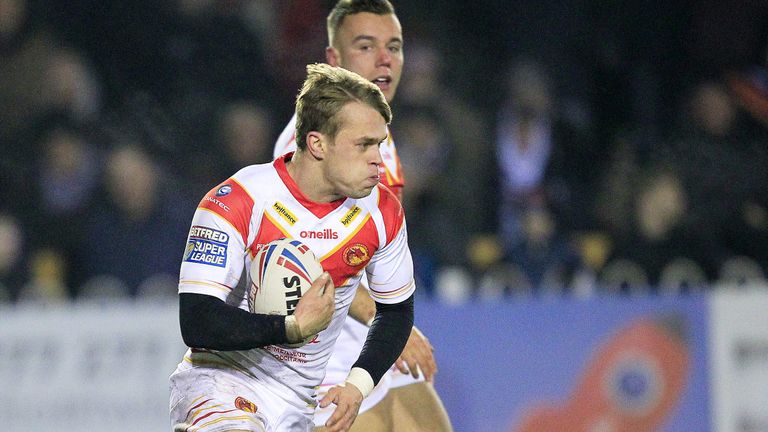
[598,258,650,296]
[716,256,767,289]
[77,275,131,304]
[135,273,178,302]
[477,262,532,299]
[434,266,474,305]
[658,257,708,295]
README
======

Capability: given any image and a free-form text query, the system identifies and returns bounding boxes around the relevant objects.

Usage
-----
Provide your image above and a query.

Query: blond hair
[295,63,391,150]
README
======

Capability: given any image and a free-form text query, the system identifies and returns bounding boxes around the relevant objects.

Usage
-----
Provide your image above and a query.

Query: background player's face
[327,12,403,103]
[323,101,386,199]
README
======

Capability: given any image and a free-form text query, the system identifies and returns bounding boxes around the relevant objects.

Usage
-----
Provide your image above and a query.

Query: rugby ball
[249,238,324,347]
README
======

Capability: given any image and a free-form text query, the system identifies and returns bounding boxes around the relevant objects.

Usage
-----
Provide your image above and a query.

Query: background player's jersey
[175,154,415,408]
[274,113,404,199]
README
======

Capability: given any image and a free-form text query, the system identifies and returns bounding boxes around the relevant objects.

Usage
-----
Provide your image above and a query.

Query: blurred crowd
[2,0,768,305]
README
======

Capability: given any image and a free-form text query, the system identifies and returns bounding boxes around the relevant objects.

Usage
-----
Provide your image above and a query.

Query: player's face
[323,102,387,199]
[327,12,403,103]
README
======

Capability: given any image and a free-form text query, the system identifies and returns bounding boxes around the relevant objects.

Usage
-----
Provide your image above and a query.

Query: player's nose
[376,46,392,67]
[370,146,383,165]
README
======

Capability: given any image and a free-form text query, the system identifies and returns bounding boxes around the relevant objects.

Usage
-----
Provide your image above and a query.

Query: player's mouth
[366,173,381,186]
[372,76,392,91]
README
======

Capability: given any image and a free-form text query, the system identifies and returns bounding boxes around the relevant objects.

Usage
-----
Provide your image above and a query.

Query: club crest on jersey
[343,243,370,267]
[216,184,232,196]
[234,396,257,413]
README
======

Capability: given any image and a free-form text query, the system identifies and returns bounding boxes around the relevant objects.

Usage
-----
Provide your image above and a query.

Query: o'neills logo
[234,396,257,413]
[300,229,338,239]
[343,243,370,266]
[273,201,297,225]
[340,205,362,226]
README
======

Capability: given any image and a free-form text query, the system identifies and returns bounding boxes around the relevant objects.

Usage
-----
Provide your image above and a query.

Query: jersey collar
[274,152,346,218]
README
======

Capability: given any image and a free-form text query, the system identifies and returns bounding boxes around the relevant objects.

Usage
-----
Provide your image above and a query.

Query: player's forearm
[347,285,377,325]
[352,294,414,385]
[179,293,290,350]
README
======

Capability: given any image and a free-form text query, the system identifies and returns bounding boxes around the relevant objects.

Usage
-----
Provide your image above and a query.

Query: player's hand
[319,383,363,432]
[293,272,335,338]
[394,326,436,382]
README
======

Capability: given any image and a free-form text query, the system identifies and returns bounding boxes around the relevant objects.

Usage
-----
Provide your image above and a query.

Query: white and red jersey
[175,154,415,409]
[275,113,422,426]
[274,113,405,199]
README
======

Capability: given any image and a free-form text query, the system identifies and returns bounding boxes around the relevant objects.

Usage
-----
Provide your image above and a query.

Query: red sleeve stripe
[198,179,254,245]
[196,207,241,232]
[178,279,233,294]
[376,184,404,245]
[369,279,415,298]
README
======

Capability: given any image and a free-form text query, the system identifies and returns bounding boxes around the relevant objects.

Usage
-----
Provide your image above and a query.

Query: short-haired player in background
[169,63,416,432]
[274,1,452,431]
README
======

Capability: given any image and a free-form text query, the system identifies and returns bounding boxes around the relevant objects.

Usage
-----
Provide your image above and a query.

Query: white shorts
[169,365,313,432]
[312,369,392,427]
[312,320,426,427]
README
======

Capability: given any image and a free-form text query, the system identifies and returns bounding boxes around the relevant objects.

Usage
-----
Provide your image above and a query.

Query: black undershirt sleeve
[179,292,289,350]
[352,294,414,385]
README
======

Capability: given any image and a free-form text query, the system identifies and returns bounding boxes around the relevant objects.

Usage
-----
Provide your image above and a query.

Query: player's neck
[286,151,343,203]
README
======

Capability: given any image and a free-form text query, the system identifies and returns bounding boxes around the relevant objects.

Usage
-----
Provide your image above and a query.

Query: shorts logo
[216,184,232,196]
[184,226,228,267]
[340,205,361,226]
[343,243,370,267]
[234,396,257,413]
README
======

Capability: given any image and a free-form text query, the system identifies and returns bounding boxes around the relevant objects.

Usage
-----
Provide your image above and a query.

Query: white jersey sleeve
[361,185,416,305]
[178,183,252,302]
[274,114,298,159]
[366,220,415,304]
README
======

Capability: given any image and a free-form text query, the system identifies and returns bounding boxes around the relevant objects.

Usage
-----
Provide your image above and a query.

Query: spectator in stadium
[79,144,191,297]
[26,120,101,298]
[492,57,589,293]
[0,0,59,139]
[0,213,26,301]
[272,1,452,430]
[665,80,768,277]
[394,40,492,295]
[194,100,275,193]
[170,63,415,432]
[599,163,696,292]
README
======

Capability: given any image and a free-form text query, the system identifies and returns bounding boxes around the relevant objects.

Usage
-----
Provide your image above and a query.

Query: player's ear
[306,131,325,159]
[326,46,340,67]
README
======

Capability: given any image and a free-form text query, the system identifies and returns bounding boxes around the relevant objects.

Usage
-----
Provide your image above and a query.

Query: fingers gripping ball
[249,238,324,347]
